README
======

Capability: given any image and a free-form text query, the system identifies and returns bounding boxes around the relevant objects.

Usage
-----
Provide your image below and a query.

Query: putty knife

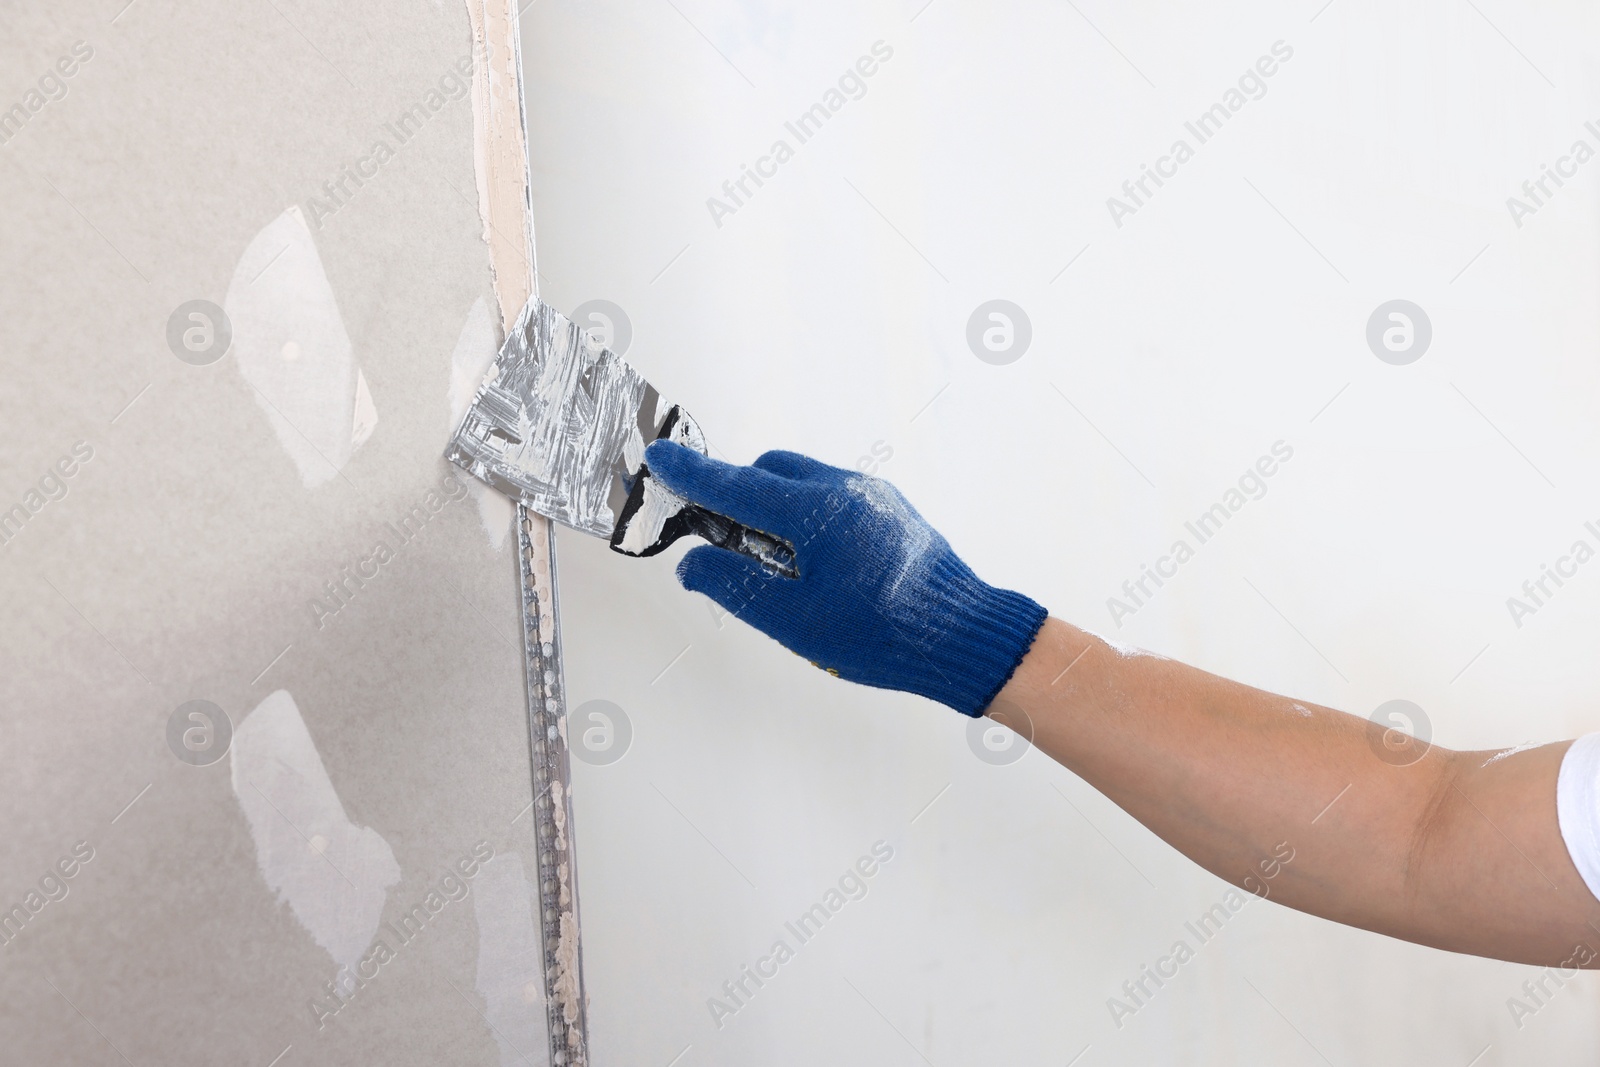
[445,297,798,578]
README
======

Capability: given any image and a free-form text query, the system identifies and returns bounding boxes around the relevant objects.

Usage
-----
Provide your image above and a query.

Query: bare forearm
[996,618,1600,966]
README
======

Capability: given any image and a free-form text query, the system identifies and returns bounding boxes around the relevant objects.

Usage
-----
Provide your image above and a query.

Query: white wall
[529,2,1600,1064]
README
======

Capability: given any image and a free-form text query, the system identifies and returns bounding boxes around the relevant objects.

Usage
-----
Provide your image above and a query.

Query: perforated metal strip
[517,506,589,1066]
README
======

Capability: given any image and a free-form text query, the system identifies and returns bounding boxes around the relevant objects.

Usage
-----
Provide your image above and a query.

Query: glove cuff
[917,555,1048,717]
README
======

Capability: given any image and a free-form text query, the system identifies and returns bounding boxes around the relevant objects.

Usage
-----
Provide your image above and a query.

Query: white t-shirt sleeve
[1556,732,1600,904]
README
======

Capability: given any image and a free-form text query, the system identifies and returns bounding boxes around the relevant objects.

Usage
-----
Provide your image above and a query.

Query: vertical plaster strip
[464,1,589,1062]
[467,0,536,308]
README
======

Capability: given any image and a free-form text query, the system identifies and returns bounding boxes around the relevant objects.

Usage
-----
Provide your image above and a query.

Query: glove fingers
[751,449,841,482]
[676,544,795,619]
[646,440,808,540]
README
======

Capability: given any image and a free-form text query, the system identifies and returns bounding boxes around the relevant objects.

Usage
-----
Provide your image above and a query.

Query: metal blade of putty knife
[445,296,797,577]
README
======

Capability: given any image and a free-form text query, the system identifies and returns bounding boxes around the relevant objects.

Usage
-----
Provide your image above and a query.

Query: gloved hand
[644,441,1048,717]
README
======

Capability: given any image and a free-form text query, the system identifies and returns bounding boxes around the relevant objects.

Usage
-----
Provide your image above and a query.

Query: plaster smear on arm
[1078,625,1166,661]
[1482,740,1543,767]
[231,690,401,971]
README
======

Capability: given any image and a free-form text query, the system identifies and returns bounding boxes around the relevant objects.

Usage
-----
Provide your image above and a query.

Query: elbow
[1401,746,1466,907]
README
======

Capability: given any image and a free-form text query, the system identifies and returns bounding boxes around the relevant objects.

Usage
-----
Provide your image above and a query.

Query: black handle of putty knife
[678,505,799,579]
[609,466,799,579]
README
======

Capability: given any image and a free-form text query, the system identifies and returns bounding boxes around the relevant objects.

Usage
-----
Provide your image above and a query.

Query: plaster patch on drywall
[225,205,376,488]
[472,851,550,1067]
[449,295,514,548]
[231,689,401,972]
[353,367,379,448]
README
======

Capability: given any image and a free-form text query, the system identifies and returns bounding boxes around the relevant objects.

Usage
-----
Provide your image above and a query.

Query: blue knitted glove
[643,441,1048,717]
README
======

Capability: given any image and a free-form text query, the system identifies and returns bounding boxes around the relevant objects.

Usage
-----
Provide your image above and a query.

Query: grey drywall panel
[1,3,551,1064]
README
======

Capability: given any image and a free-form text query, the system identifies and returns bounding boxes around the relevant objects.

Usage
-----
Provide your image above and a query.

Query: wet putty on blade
[445,297,797,577]
[445,297,651,536]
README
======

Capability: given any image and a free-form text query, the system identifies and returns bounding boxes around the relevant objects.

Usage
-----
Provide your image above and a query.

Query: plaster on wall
[231,689,402,973]
[450,294,516,548]
[226,206,376,488]
[471,851,551,1067]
